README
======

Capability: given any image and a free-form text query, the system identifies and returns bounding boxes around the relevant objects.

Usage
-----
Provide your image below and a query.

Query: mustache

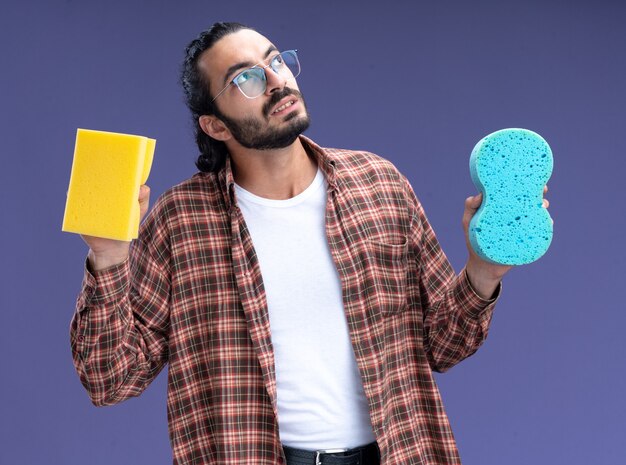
[263,88,303,117]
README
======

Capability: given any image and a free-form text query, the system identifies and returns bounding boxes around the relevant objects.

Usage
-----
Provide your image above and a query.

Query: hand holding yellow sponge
[62,129,156,241]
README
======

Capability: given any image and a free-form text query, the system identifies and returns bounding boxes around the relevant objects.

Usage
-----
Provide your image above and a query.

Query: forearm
[70,252,168,406]
[71,260,144,405]
[422,269,498,372]
[71,308,156,406]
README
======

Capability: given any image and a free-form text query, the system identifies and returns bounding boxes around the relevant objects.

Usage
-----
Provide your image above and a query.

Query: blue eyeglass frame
[211,49,299,102]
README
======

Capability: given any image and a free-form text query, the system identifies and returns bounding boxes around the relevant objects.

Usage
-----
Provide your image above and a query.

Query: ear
[199,115,232,142]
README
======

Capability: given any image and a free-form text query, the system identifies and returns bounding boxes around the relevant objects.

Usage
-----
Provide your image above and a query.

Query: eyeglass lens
[234,50,300,98]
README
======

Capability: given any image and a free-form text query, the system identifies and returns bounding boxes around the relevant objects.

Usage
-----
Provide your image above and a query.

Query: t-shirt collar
[219,135,338,212]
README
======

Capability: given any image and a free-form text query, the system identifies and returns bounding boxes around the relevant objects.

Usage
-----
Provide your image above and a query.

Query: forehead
[199,29,275,91]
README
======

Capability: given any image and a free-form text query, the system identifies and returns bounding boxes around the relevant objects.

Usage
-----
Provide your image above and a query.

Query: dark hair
[181,22,250,173]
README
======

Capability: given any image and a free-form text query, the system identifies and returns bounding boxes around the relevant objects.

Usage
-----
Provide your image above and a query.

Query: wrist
[465,258,504,300]
[88,248,129,272]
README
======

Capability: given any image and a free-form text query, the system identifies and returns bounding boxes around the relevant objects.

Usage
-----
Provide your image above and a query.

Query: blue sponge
[469,128,553,265]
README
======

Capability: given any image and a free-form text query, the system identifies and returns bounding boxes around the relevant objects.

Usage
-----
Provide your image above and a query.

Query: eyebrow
[222,45,279,85]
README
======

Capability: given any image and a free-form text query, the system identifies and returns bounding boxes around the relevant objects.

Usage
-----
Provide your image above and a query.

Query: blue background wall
[1,1,624,464]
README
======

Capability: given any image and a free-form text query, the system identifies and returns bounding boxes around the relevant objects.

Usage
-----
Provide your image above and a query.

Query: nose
[263,66,287,95]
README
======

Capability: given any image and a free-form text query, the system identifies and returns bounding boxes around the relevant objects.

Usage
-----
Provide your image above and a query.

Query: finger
[543,198,550,208]
[543,184,548,194]
[465,193,483,211]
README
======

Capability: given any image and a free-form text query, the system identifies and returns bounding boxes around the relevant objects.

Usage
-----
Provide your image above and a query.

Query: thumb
[465,193,483,211]
[139,184,151,221]
[462,193,483,230]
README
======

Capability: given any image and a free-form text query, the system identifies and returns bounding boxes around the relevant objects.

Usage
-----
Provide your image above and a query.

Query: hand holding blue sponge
[469,128,553,265]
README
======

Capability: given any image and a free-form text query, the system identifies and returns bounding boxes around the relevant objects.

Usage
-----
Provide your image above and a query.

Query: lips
[273,100,296,114]
[270,96,298,116]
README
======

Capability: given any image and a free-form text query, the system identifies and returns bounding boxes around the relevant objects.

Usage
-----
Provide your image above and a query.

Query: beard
[214,88,311,150]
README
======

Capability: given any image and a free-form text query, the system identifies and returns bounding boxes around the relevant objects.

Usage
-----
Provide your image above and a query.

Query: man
[71,22,546,465]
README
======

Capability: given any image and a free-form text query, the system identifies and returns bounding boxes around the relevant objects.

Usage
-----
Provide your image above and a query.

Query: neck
[228,138,318,200]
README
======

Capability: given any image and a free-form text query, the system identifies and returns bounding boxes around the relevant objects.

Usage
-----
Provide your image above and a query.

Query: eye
[273,54,285,67]
[236,70,253,84]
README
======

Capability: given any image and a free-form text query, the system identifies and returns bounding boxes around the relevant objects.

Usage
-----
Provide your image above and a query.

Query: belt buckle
[314,448,348,465]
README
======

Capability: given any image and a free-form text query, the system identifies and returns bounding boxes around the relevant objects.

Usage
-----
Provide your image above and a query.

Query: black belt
[283,442,380,465]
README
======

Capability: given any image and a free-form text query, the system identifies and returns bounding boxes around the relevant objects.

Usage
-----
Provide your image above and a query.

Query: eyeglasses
[212,49,300,102]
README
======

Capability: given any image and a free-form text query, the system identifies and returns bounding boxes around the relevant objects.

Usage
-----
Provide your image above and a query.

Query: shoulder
[153,172,224,213]
[321,145,408,191]
[140,172,227,240]
[311,143,422,243]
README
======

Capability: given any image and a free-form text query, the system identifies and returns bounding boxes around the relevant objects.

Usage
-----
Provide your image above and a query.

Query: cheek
[232,99,266,120]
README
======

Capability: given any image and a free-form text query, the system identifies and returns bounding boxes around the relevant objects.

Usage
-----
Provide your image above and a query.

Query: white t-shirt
[235,168,376,449]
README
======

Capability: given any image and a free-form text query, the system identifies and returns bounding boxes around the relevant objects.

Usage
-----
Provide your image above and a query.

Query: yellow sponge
[62,128,156,241]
